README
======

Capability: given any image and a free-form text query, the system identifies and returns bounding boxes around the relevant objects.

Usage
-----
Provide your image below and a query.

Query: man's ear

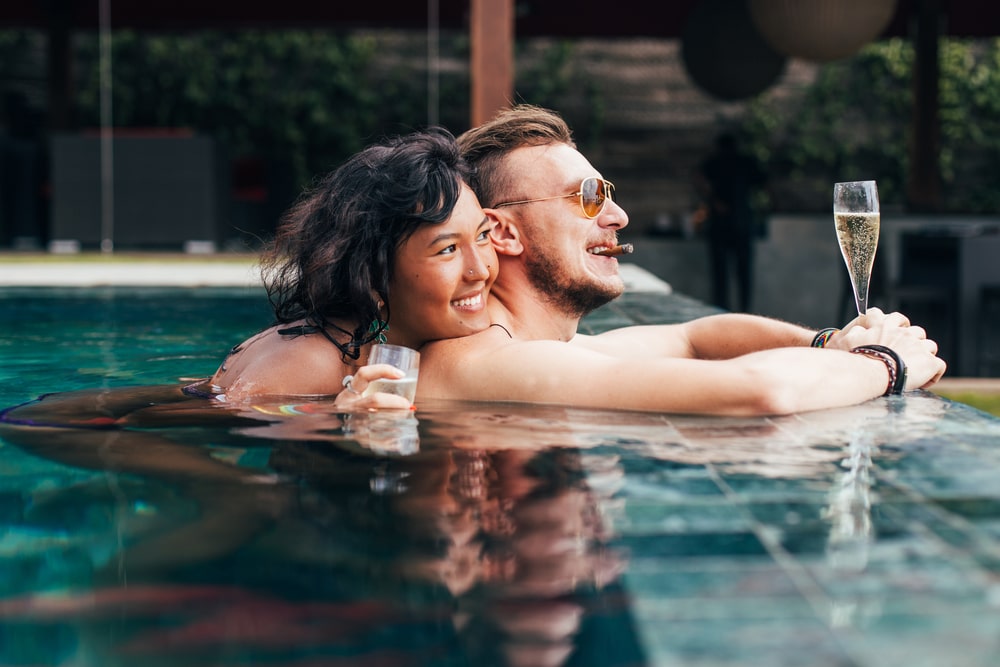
[485,208,524,257]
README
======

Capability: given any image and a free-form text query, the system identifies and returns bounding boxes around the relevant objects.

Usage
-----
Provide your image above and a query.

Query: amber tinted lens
[580,177,605,217]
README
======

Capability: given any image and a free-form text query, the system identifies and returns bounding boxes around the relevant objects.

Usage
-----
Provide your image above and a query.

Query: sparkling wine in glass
[833,180,880,316]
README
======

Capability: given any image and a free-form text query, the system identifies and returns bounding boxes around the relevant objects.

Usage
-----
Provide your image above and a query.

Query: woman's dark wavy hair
[260,127,472,360]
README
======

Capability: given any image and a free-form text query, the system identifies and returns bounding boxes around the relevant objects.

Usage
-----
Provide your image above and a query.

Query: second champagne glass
[362,344,420,403]
[833,180,880,316]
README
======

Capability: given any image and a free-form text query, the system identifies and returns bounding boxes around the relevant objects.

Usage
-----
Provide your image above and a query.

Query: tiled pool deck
[2,259,1000,665]
[584,283,1000,666]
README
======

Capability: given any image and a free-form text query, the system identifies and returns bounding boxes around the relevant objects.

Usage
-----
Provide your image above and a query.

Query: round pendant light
[681,0,788,100]
[748,0,898,62]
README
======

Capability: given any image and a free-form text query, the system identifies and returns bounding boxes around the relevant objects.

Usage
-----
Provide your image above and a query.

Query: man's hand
[836,312,947,391]
[827,308,911,350]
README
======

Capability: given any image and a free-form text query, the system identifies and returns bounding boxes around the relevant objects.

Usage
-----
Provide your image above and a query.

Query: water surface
[2,287,999,667]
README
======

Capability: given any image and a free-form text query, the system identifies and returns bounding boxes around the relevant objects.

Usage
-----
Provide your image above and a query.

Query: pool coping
[0,256,673,293]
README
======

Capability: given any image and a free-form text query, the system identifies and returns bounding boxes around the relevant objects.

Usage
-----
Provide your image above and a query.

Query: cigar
[594,243,633,257]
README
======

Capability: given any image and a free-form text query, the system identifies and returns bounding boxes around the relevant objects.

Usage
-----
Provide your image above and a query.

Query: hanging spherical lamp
[748,0,898,62]
[681,0,787,101]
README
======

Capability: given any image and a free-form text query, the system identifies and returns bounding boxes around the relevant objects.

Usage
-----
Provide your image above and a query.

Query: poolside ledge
[0,255,671,292]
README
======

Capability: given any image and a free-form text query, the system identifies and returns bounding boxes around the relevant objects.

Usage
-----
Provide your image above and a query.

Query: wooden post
[46,0,75,131]
[469,0,514,127]
[907,0,942,212]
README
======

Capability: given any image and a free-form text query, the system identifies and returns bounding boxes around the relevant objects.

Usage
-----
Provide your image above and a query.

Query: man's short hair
[457,105,575,208]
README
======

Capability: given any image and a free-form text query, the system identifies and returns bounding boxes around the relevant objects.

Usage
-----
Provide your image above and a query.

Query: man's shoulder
[422,326,512,360]
[417,327,526,400]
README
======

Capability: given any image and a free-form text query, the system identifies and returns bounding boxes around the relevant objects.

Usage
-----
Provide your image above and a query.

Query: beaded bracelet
[850,344,907,396]
[811,327,839,348]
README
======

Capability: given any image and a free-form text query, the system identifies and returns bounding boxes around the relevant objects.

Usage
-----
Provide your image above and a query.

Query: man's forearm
[685,313,816,360]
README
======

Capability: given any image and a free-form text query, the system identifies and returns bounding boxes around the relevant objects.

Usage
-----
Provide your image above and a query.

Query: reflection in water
[346,411,421,456]
[0,387,957,664]
[811,399,925,629]
[824,426,875,572]
[0,387,640,667]
[823,420,881,631]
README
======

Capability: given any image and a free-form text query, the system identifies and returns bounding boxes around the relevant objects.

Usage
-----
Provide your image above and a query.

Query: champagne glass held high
[833,180,880,316]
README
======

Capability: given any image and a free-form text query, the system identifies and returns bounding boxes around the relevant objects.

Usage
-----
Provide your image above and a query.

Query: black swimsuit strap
[490,322,513,339]
[277,321,362,360]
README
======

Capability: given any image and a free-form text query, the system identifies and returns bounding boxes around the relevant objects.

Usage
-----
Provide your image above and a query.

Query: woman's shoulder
[212,323,358,400]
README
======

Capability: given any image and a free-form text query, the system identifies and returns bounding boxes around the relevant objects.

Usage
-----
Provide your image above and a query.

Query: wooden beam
[469,0,513,126]
[907,0,942,211]
[46,0,75,131]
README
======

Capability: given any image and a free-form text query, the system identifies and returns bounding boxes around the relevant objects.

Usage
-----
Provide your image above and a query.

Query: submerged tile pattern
[584,291,1000,667]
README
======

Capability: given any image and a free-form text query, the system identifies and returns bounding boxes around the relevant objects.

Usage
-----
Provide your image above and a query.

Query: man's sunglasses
[493,177,616,219]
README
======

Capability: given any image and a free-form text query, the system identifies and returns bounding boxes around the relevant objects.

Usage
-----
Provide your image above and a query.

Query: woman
[0,129,499,580]
[1,128,497,442]
[193,127,498,408]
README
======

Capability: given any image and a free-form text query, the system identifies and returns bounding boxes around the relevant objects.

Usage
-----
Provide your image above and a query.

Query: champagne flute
[833,180,880,316]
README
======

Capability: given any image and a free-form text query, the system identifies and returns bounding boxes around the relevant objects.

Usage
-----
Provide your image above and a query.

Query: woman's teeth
[452,294,482,307]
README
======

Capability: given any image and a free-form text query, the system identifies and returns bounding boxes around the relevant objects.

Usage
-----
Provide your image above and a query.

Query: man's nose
[600,199,628,230]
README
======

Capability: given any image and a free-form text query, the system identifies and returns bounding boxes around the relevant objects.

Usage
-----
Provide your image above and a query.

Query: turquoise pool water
[2,286,1000,667]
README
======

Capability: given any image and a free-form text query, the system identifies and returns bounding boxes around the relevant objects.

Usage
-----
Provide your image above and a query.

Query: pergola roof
[4,0,985,213]
[1,0,998,38]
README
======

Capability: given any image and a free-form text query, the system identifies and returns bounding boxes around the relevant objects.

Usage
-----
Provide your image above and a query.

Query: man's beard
[525,251,622,318]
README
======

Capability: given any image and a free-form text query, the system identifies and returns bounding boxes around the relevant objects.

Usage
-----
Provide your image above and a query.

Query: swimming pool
[2,286,1000,666]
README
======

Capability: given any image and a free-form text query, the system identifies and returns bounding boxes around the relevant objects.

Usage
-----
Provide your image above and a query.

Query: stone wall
[512,37,821,235]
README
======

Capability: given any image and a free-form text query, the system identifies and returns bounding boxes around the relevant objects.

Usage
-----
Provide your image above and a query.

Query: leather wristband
[850,344,907,395]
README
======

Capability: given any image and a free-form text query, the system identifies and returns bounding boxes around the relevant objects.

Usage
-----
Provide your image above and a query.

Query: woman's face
[387,184,498,347]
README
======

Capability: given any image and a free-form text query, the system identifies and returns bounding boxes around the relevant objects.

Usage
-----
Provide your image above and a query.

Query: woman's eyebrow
[427,231,461,246]
[425,216,492,247]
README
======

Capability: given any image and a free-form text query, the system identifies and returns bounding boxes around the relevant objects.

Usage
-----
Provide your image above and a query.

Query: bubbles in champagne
[835,212,880,310]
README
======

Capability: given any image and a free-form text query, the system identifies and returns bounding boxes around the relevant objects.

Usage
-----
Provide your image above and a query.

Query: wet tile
[612,452,713,475]
[624,560,802,600]
[933,497,1000,521]
[614,531,769,559]
[892,471,1000,498]
[630,595,816,622]
[635,617,855,667]
[879,500,992,554]
[616,499,752,535]
[806,551,993,602]
[623,473,726,500]
[714,470,837,501]
[837,611,1000,667]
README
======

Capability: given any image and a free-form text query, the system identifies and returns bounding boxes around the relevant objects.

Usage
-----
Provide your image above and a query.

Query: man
[417,105,945,416]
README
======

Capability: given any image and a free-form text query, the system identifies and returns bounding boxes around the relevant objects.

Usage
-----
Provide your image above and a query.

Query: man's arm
[419,320,944,417]
[579,309,900,361]
[578,313,816,360]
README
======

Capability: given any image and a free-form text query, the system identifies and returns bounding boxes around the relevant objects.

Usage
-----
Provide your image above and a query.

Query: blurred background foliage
[68,30,598,195]
[741,37,1000,213]
[73,30,464,192]
[1,30,998,213]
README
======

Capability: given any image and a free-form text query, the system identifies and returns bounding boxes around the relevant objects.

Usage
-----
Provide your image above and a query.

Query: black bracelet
[850,345,907,395]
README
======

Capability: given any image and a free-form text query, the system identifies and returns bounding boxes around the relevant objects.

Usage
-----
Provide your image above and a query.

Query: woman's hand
[334,364,413,410]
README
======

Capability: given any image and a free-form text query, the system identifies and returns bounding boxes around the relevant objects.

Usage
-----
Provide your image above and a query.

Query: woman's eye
[477,230,490,242]
[438,244,457,255]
